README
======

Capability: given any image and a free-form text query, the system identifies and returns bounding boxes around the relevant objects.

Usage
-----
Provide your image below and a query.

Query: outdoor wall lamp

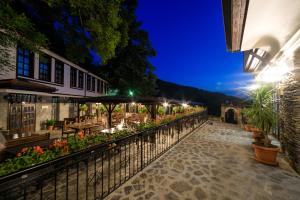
[256,61,292,83]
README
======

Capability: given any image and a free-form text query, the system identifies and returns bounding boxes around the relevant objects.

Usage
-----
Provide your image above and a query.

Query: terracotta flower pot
[244,125,253,132]
[252,130,262,139]
[250,127,260,132]
[253,144,279,166]
[47,126,54,131]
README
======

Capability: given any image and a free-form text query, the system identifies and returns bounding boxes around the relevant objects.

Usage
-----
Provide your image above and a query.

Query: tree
[45,0,129,64]
[101,0,157,96]
[0,0,47,73]
[1,0,130,66]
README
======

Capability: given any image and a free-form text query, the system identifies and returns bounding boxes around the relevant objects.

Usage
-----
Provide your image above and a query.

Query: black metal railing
[0,111,207,200]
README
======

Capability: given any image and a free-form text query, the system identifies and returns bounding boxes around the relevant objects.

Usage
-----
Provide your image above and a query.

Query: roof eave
[222,0,249,52]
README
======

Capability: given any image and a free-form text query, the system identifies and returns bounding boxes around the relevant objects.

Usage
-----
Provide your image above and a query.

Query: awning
[77,96,204,106]
[0,79,57,93]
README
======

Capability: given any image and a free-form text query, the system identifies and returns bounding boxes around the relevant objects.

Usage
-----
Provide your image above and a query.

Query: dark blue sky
[136,0,253,95]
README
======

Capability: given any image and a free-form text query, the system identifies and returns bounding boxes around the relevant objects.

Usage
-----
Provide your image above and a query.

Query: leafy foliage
[136,121,157,132]
[0,0,47,73]
[243,86,276,146]
[46,0,129,63]
[0,146,58,176]
[101,1,157,96]
[79,104,88,112]
[113,104,122,113]
[96,104,107,114]
[46,119,55,126]
[138,106,148,114]
[112,130,131,140]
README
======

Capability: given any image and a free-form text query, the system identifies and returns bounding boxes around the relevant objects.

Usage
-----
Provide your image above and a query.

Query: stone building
[0,46,109,133]
[222,0,300,172]
[220,104,242,124]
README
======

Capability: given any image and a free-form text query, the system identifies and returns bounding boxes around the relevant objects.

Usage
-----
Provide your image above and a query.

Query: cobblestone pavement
[105,121,300,200]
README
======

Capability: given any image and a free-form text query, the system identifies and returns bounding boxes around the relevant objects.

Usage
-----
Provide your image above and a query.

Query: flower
[78,131,85,139]
[52,139,68,149]
[20,147,28,154]
[33,146,44,155]
[16,153,22,157]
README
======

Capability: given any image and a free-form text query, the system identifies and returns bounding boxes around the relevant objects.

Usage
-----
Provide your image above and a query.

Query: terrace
[1,0,300,200]
[0,97,207,199]
[107,121,300,200]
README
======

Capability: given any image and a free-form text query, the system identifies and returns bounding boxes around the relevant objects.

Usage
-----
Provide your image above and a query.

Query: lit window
[86,75,91,90]
[39,54,51,81]
[55,60,64,84]
[92,77,95,91]
[70,67,77,87]
[78,71,84,89]
[17,47,34,78]
[97,79,102,93]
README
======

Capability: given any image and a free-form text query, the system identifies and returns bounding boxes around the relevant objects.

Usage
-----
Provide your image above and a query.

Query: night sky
[135,0,253,95]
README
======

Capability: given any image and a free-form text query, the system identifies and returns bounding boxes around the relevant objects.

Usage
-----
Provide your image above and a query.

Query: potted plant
[247,86,279,165]
[46,119,55,131]
[242,107,264,142]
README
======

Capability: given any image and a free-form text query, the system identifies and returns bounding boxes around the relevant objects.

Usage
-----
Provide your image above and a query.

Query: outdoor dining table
[68,123,101,135]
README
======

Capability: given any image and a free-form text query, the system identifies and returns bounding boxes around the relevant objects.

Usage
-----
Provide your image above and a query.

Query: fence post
[140,134,143,169]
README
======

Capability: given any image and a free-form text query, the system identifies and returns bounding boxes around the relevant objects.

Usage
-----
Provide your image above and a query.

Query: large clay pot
[244,124,252,131]
[47,125,54,131]
[250,127,260,132]
[253,144,279,166]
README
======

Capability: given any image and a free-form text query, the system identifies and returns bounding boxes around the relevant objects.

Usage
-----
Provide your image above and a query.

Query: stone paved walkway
[105,121,300,200]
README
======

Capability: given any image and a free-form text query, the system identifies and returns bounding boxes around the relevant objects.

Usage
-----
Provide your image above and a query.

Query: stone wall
[279,49,300,173]
[0,94,8,130]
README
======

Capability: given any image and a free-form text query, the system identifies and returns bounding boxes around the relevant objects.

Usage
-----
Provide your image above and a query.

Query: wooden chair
[61,123,76,138]
[54,121,64,130]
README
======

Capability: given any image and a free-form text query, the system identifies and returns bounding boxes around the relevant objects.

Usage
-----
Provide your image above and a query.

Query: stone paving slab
[105,121,300,200]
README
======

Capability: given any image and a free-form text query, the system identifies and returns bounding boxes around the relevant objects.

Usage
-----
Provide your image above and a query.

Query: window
[39,54,51,81]
[78,71,84,89]
[69,102,78,118]
[70,67,77,87]
[101,81,105,93]
[105,84,108,94]
[86,75,91,91]
[17,47,34,78]
[55,60,64,84]
[92,77,95,91]
[97,79,102,93]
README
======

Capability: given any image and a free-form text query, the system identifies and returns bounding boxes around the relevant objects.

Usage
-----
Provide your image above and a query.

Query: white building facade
[0,46,109,132]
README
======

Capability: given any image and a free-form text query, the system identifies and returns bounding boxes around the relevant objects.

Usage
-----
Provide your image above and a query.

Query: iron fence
[0,111,207,200]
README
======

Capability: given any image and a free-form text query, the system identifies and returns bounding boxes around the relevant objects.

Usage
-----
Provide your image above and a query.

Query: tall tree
[101,0,157,96]
[45,0,130,64]
[1,0,130,66]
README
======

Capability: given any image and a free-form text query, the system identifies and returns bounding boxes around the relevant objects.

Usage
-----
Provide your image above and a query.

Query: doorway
[225,109,237,124]
[9,103,36,133]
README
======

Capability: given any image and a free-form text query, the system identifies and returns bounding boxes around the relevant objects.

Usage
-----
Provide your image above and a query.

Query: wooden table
[68,124,101,135]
